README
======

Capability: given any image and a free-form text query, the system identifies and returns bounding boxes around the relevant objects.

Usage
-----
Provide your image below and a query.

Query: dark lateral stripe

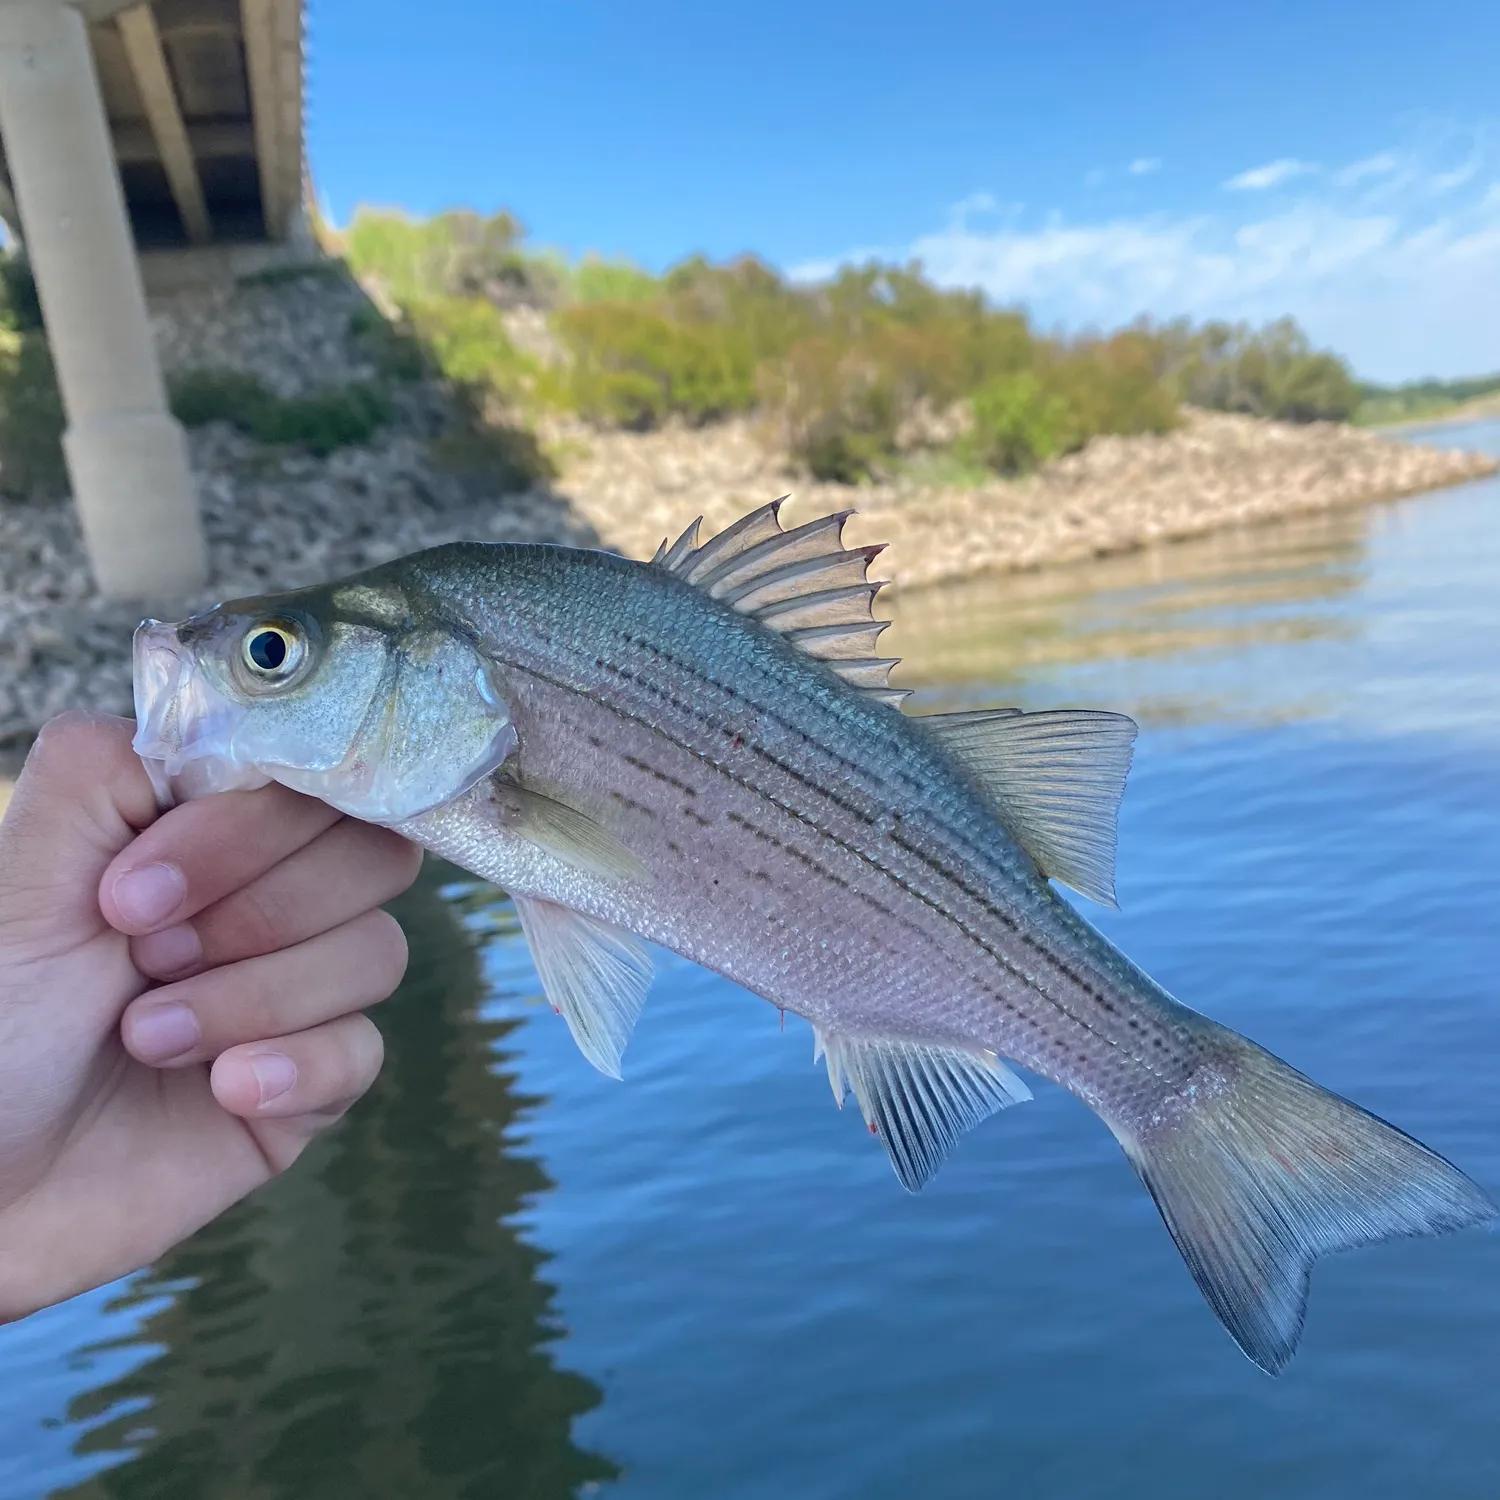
[621,750,698,797]
[429,551,1177,1069]
[510,654,1164,1068]
[722,809,960,973]
[612,639,1162,1054]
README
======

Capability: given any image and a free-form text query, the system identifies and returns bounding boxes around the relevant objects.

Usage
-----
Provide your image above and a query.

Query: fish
[131,498,1495,1373]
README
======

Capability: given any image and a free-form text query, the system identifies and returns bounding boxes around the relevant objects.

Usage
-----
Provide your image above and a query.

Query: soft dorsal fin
[513,896,653,1079]
[654,500,908,708]
[814,1028,1032,1191]
[924,708,1138,907]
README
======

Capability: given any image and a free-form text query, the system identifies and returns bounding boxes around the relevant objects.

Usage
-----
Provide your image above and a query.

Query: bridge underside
[1,0,304,251]
[0,0,308,599]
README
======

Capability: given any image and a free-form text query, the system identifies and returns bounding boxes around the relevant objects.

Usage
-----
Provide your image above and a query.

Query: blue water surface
[2,421,1498,1499]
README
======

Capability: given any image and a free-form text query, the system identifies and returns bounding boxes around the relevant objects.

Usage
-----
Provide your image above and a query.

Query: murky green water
[3,421,1499,1499]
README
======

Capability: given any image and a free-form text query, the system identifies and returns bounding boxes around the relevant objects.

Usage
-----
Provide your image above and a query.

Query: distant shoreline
[2,410,1495,762]
[1371,396,1500,434]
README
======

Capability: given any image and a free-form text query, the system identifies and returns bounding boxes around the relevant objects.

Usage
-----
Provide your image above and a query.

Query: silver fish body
[131,506,1496,1374]
[396,542,1200,1113]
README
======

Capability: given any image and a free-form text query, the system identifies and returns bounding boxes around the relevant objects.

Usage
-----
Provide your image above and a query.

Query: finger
[131,820,423,980]
[0,714,158,956]
[211,1014,385,1169]
[100,783,343,936]
[121,909,408,1067]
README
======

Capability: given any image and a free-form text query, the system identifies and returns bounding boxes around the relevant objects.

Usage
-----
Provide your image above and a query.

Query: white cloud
[1128,157,1162,175]
[947,190,1000,225]
[1431,159,1479,193]
[1224,158,1318,191]
[790,126,1500,381]
[1335,152,1400,188]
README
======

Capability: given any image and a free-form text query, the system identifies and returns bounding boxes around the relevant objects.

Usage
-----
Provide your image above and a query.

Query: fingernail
[128,1001,200,1063]
[250,1053,297,1105]
[134,922,202,976]
[112,863,187,928]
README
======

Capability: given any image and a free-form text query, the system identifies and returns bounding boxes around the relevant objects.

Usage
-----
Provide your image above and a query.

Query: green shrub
[340,203,1387,481]
[403,296,536,404]
[0,327,66,499]
[169,368,390,456]
[234,261,347,290]
[765,335,902,482]
[1148,316,1358,423]
[557,301,755,429]
[1045,330,1180,442]
[567,255,660,305]
[348,304,428,382]
[0,256,43,333]
[252,384,390,455]
[168,368,267,427]
[345,207,561,308]
[962,372,1077,474]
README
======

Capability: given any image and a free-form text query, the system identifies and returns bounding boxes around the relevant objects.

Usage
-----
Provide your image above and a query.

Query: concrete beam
[239,0,282,238]
[115,2,210,243]
[0,0,206,598]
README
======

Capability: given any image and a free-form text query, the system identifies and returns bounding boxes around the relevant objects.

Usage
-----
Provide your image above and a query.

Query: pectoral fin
[924,708,1137,907]
[814,1029,1032,1191]
[491,780,650,885]
[513,897,653,1079]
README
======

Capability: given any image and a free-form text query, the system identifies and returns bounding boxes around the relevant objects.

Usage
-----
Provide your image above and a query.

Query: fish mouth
[132,619,271,804]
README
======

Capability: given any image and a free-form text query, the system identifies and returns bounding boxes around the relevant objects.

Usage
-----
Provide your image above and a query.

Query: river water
[3,420,1498,1499]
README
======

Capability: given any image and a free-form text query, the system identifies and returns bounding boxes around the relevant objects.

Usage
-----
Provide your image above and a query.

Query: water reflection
[55,863,616,1500]
[884,502,1371,724]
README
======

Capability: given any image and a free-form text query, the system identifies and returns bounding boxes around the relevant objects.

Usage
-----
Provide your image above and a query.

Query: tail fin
[1112,1038,1496,1374]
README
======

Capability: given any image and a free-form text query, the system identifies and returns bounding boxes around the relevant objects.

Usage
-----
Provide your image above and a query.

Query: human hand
[0,713,421,1321]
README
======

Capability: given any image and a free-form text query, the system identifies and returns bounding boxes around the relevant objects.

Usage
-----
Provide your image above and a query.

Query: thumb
[0,713,159,960]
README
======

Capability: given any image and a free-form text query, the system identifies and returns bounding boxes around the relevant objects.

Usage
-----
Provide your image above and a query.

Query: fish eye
[240,622,304,680]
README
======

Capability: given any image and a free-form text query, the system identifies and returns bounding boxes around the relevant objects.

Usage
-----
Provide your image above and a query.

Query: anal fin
[513,896,652,1079]
[814,1029,1032,1191]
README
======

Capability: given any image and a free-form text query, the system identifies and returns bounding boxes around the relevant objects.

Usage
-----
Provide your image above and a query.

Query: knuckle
[223,881,294,957]
[29,712,129,774]
[175,974,271,1055]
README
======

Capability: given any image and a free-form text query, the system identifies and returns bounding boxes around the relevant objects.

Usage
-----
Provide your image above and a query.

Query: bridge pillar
[0,0,206,599]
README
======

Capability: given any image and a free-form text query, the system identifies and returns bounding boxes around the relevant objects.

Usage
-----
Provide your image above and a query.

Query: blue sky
[308,0,1500,382]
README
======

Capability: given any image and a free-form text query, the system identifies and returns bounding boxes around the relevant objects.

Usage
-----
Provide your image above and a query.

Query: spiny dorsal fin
[652,516,701,569]
[513,895,652,1079]
[655,500,906,706]
[813,1029,1032,1191]
[923,708,1138,907]
[682,498,788,583]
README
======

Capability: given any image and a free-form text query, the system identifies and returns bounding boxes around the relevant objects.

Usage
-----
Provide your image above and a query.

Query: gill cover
[132,613,516,823]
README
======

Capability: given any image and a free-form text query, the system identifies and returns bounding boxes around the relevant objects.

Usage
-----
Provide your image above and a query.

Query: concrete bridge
[0,0,308,598]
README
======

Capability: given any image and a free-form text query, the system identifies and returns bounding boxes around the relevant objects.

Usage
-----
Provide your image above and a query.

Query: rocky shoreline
[1,271,1494,763]
[550,408,1496,591]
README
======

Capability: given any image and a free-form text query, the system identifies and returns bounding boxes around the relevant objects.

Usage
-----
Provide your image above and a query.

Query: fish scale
[131,499,1496,1375]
